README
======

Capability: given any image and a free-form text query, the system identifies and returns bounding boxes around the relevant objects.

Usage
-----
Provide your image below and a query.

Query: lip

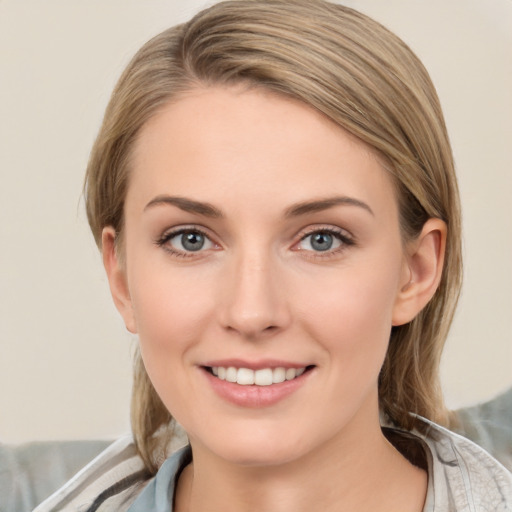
[200,362,314,408]
[202,358,307,370]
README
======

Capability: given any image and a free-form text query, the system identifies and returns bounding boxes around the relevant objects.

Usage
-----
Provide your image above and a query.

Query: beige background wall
[1,0,511,443]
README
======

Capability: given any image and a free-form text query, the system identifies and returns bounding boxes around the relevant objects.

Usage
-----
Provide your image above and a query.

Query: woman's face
[109,86,414,466]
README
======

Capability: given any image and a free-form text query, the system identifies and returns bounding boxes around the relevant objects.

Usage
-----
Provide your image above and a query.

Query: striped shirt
[34,417,512,512]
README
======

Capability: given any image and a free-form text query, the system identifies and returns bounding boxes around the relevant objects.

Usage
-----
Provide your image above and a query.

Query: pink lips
[201,360,313,408]
[202,358,307,370]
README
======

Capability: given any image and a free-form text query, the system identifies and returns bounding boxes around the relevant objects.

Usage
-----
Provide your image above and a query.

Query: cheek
[295,260,402,365]
[128,263,216,364]
[127,264,220,418]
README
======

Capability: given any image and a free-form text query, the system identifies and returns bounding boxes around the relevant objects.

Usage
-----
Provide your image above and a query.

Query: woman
[35,1,512,510]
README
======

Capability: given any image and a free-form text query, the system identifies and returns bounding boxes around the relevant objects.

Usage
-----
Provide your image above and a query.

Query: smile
[202,363,315,407]
[209,366,307,386]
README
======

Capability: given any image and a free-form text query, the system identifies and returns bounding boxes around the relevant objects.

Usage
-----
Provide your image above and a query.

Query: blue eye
[158,229,215,254]
[297,229,351,253]
[309,232,335,251]
[177,231,206,251]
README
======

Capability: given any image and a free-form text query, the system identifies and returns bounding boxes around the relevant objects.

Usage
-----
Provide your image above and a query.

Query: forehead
[127,85,397,218]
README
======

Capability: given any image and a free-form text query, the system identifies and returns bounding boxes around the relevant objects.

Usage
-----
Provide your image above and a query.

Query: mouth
[204,365,315,386]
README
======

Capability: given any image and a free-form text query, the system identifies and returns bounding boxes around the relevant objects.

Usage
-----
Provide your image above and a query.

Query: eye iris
[311,232,333,251]
[182,232,205,251]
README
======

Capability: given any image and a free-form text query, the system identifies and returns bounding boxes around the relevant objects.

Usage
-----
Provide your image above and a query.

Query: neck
[175,406,427,512]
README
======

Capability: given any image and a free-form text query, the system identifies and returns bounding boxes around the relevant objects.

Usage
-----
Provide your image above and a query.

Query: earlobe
[101,227,138,334]
[392,218,447,326]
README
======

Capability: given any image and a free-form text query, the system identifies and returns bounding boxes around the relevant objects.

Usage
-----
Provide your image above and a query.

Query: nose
[218,250,291,340]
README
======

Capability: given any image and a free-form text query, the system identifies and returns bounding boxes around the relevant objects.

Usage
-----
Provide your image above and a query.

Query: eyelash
[154,225,355,259]
[295,227,355,259]
[155,226,215,258]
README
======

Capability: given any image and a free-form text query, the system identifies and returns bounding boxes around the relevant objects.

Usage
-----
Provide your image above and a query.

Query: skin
[103,85,446,511]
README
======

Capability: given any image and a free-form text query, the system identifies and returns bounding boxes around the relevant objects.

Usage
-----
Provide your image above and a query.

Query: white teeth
[285,368,297,380]
[237,367,255,385]
[273,367,286,384]
[254,368,273,386]
[211,366,307,386]
[226,367,237,383]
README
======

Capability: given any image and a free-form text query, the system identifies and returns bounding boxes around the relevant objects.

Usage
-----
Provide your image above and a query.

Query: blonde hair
[85,0,462,474]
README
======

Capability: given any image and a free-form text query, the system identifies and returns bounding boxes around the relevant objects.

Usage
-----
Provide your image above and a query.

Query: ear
[392,218,447,326]
[102,227,137,333]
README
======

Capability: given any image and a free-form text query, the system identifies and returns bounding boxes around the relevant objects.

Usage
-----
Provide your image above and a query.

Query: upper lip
[201,359,311,370]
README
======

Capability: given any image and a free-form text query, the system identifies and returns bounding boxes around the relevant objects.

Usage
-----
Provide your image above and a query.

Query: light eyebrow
[284,196,374,218]
[144,195,223,218]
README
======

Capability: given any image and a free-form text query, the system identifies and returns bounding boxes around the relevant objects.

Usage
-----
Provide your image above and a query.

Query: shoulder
[33,425,189,511]
[33,436,149,512]
[415,417,512,511]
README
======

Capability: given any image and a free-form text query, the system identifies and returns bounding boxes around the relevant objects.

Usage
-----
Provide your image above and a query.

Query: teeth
[226,367,237,383]
[285,368,297,381]
[237,367,255,385]
[273,367,286,383]
[210,366,307,386]
[254,368,273,386]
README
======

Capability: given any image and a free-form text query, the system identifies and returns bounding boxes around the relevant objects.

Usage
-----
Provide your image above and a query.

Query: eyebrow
[284,196,374,218]
[144,194,373,219]
[144,195,223,218]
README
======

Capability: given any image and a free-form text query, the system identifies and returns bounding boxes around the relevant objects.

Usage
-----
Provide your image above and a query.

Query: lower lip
[202,368,311,408]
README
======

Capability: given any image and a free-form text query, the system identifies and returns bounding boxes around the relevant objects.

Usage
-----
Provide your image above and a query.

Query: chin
[190,425,315,468]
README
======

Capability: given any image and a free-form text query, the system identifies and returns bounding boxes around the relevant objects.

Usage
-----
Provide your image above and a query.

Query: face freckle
[117,85,410,466]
